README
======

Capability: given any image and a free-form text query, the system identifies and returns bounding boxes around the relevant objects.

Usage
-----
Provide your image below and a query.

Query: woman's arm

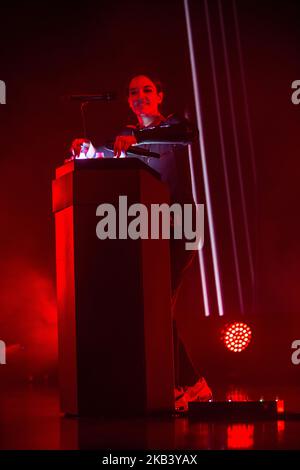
[133,114,196,145]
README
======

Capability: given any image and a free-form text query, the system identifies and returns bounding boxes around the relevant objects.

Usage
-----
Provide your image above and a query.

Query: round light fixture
[222,322,252,352]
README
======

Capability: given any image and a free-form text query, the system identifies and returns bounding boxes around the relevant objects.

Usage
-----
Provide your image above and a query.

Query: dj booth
[52,158,175,416]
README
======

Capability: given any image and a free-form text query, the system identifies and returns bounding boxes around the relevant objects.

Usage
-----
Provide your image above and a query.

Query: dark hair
[126,74,164,96]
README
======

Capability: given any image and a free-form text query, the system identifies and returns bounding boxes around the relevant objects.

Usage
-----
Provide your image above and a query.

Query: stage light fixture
[222,322,252,352]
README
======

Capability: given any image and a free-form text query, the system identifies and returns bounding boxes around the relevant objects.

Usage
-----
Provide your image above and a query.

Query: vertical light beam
[204,0,244,314]
[187,144,210,317]
[184,0,224,316]
[218,0,255,288]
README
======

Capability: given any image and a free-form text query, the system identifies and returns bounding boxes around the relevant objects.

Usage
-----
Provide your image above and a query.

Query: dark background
[0,0,299,384]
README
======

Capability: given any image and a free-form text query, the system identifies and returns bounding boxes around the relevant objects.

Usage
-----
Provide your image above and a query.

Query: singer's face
[128,75,163,117]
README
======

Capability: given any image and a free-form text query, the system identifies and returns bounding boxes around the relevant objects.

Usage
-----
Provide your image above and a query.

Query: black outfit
[119,113,195,205]
[99,114,198,386]
[116,114,197,301]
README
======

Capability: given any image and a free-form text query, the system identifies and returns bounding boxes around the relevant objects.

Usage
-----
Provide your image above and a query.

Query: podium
[52,158,175,416]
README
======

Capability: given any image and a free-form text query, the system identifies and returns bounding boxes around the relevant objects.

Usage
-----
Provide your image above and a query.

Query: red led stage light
[222,322,252,352]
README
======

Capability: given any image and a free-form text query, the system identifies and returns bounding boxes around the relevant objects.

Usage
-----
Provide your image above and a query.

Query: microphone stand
[80,102,89,138]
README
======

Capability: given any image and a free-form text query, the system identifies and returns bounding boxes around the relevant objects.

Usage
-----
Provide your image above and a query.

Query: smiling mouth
[134,101,150,107]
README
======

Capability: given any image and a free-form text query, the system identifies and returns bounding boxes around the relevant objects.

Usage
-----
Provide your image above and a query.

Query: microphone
[69,92,117,102]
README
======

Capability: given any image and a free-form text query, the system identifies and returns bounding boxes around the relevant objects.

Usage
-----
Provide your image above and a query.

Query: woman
[71,74,212,409]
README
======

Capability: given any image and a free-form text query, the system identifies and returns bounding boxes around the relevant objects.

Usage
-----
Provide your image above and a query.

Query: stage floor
[0,383,299,450]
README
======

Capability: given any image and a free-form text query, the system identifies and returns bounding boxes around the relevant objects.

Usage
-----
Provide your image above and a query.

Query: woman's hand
[70,138,91,157]
[113,135,137,158]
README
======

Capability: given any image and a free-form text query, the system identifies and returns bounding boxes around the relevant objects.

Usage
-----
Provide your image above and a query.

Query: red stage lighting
[222,322,252,352]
